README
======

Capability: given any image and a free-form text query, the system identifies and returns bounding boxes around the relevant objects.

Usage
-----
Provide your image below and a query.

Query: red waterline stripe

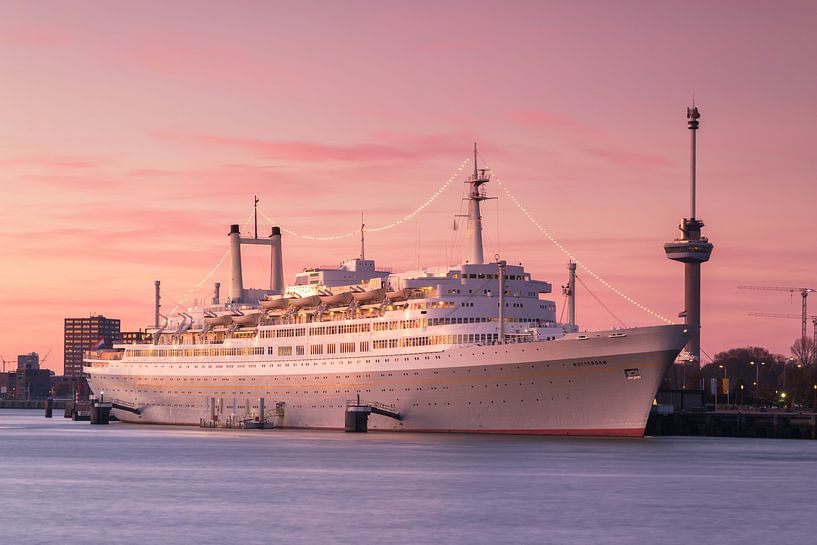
[112,410,645,438]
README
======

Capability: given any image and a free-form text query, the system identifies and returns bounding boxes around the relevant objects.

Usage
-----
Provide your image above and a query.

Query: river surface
[1,409,815,545]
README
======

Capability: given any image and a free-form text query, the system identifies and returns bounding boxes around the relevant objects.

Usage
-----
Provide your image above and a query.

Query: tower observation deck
[664,105,714,366]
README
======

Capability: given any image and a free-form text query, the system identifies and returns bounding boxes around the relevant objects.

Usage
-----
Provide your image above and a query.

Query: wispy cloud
[152,131,476,163]
[20,173,126,192]
[584,148,673,167]
[0,155,104,169]
[507,110,606,139]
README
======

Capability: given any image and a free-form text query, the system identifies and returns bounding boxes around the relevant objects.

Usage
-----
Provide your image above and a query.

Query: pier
[0,399,69,410]
[199,397,285,429]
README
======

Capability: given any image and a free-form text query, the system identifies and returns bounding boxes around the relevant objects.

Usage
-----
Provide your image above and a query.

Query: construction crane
[40,348,52,366]
[739,286,816,356]
[748,313,817,345]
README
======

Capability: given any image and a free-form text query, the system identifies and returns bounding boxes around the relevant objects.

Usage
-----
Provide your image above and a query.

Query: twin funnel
[229,224,284,304]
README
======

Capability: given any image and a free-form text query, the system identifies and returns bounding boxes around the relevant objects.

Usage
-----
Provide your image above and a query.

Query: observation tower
[664,105,714,366]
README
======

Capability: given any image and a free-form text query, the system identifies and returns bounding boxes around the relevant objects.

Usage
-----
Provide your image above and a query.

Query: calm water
[1,410,815,545]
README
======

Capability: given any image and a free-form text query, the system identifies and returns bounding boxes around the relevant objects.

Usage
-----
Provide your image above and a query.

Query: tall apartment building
[64,315,121,378]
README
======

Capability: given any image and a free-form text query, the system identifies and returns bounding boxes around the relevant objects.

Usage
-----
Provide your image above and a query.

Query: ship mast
[464,143,493,264]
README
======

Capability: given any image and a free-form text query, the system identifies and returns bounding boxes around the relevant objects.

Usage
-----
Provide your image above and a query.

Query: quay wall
[0,399,69,410]
[647,410,817,439]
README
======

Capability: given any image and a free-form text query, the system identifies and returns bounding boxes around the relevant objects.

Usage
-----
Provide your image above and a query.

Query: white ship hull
[86,325,687,437]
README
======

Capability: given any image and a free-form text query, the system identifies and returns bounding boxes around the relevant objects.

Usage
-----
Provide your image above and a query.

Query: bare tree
[790,337,816,366]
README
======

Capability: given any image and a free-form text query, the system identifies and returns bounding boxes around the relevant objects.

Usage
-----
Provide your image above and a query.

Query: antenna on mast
[253,195,259,239]
[360,210,365,260]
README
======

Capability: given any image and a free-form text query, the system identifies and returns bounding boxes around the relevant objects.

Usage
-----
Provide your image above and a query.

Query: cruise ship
[84,151,688,436]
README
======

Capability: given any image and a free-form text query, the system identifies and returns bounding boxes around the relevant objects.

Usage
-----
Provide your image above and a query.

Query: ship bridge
[288,258,392,298]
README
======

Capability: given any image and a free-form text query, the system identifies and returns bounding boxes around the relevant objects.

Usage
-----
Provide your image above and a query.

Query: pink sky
[1,1,815,374]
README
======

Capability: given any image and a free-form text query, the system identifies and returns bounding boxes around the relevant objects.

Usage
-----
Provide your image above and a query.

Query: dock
[0,399,69,410]
[199,398,285,429]
[646,410,817,439]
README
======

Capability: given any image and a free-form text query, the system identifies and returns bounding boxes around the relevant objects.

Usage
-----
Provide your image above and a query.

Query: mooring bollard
[90,401,112,425]
[345,405,371,432]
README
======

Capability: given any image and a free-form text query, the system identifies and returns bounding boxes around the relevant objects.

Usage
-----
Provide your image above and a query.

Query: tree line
[670,340,817,409]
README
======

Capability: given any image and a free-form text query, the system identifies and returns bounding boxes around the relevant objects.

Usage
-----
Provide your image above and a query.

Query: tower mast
[664,105,714,366]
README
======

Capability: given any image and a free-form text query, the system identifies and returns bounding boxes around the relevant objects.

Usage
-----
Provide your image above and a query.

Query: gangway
[109,398,142,414]
[344,396,402,432]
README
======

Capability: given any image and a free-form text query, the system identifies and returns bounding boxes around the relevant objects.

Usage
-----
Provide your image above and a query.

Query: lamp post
[750,361,766,407]
[740,384,744,407]
[785,357,794,393]
[813,385,816,412]
[718,364,729,407]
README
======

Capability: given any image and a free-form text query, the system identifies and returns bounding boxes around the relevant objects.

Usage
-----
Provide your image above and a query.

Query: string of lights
[165,153,669,326]
[256,158,470,240]
[167,159,468,318]
[494,175,674,325]
[168,210,255,317]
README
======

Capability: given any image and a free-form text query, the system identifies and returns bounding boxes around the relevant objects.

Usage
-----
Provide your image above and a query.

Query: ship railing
[346,399,398,412]
[83,349,125,361]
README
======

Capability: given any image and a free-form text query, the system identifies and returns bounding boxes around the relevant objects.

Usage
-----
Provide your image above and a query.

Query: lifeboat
[231,312,263,327]
[203,314,232,326]
[319,291,354,306]
[352,288,386,303]
[260,297,289,310]
[289,294,322,308]
[386,288,410,302]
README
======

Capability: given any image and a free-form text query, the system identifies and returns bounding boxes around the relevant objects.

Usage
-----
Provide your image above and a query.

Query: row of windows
[426,317,545,326]
[372,319,427,331]
[260,327,307,339]
[127,341,375,360]
[308,343,365,355]
[266,319,433,336]
[310,323,372,336]
[371,334,498,349]
[463,273,526,280]
[408,301,456,310]
[126,324,546,360]
[276,346,305,356]
[128,347,267,358]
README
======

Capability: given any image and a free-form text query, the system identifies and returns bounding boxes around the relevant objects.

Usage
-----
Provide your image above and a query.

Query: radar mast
[463,143,494,264]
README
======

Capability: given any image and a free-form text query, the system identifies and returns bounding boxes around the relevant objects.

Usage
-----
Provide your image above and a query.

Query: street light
[785,357,794,392]
[718,364,729,407]
[750,361,766,407]
[740,384,745,406]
